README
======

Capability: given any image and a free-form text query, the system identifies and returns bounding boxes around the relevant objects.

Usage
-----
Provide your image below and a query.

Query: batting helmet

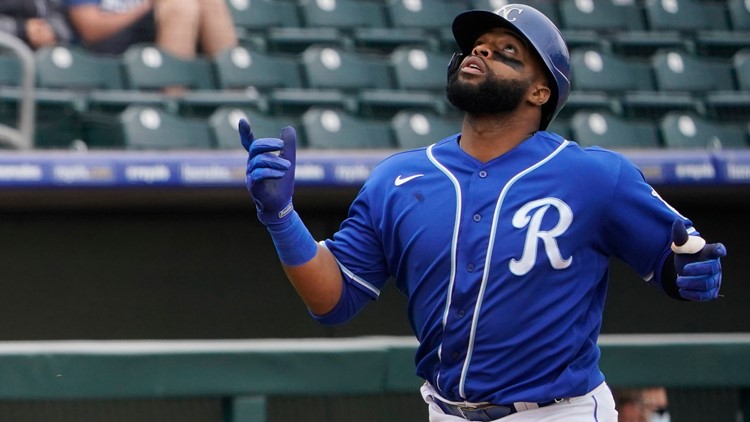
[451,4,571,130]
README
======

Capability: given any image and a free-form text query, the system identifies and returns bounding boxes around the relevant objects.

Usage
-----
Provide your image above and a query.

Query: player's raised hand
[239,118,297,225]
[671,219,727,301]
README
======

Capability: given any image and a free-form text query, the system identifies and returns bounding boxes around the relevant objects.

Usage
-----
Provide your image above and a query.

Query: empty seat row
[0,44,454,116]
[79,106,462,151]
[563,110,750,150]
[572,48,750,93]
[228,0,750,35]
[224,0,750,55]
[31,104,750,152]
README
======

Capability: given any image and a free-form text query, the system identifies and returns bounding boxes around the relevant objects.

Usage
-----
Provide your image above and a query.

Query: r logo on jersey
[510,197,573,276]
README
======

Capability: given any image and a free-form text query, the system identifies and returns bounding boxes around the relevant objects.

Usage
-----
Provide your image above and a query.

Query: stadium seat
[122,44,215,91]
[35,45,124,90]
[728,0,750,31]
[213,46,302,90]
[559,0,645,32]
[385,0,466,51]
[659,112,747,149]
[570,48,654,93]
[568,47,702,119]
[701,49,750,122]
[209,106,297,150]
[176,46,302,117]
[267,45,389,115]
[89,106,213,149]
[357,46,452,117]
[226,0,344,52]
[301,45,391,91]
[391,109,460,149]
[226,0,300,33]
[643,0,728,32]
[301,107,394,149]
[735,49,750,90]
[571,110,661,149]
[651,50,736,92]
[297,0,393,41]
[389,46,451,92]
[0,52,20,87]
[556,91,620,120]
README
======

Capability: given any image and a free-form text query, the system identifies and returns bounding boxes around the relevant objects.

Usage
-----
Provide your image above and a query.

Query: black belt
[434,398,558,421]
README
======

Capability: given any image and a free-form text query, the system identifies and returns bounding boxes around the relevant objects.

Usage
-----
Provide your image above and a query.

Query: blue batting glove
[671,219,727,301]
[239,118,297,225]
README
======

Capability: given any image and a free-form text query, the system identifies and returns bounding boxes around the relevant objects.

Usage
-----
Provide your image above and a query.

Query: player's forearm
[282,244,344,316]
[67,4,151,43]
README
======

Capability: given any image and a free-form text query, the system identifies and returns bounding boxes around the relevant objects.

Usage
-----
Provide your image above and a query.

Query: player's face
[446,28,545,115]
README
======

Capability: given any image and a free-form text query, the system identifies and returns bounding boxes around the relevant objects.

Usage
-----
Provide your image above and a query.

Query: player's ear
[528,82,551,107]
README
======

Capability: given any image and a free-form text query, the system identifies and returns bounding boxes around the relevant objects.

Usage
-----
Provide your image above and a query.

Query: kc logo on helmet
[498,6,524,22]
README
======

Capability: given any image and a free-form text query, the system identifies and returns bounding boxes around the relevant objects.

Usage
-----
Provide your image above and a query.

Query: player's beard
[446,65,530,115]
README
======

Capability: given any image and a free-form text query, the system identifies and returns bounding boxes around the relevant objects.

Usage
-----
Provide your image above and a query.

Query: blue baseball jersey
[317,131,692,405]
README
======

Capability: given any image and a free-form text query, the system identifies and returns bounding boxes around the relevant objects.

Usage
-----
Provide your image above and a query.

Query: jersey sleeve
[316,178,391,324]
[599,154,694,282]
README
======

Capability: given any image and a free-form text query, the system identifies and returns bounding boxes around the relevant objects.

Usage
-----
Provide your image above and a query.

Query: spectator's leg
[196,0,238,57]
[153,0,201,59]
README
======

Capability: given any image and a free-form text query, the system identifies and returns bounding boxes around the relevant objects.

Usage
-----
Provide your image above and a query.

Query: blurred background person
[63,0,237,59]
[0,0,73,49]
[614,387,670,422]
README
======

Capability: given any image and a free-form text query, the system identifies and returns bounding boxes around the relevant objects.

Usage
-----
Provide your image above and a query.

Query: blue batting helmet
[451,4,571,130]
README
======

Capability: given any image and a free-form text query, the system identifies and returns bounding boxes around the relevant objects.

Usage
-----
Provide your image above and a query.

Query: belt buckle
[457,404,477,419]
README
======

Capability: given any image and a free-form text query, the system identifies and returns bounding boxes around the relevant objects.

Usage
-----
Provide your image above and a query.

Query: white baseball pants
[421,381,618,422]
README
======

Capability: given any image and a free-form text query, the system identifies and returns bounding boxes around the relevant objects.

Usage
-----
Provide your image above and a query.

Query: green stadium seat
[556,91,620,120]
[728,0,750,31]
[176,46,303,117]
[301,107,394,149]
[386,0,466,51]
[0,52,20,87]
[298,0,438,52]
[644,0,729,32]
[226,0,343,52]
[735,49,750,90]
[703,49,750,122]
[35,45,124,90]
[559,0,646,32]
[355,46,451,117]
[570,48,655,93]
[389,46,451,92]
[391,110,460,149]
[226,0,301,37]
[94,106,213,150]
[659,112,747,149]
[651,50,736,92]
[122,44,215,91]
[571,110,661,149]
[301,45,391,91]
[209,107,297,150]
[266,45,387,115]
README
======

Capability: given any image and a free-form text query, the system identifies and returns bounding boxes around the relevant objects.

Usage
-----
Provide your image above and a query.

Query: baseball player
[240,4,726,421]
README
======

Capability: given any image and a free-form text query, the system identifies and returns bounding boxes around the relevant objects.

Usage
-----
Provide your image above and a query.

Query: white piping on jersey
[426,144,464,392]
[320,241,381,297]
[430,140,570,399]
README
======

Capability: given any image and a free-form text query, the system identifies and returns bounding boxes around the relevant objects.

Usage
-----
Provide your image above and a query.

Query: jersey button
[457,310,465,318]
[467,264,474,272]
[473,214,481,222]
[479,170,487,178]
[452,351,461,361]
